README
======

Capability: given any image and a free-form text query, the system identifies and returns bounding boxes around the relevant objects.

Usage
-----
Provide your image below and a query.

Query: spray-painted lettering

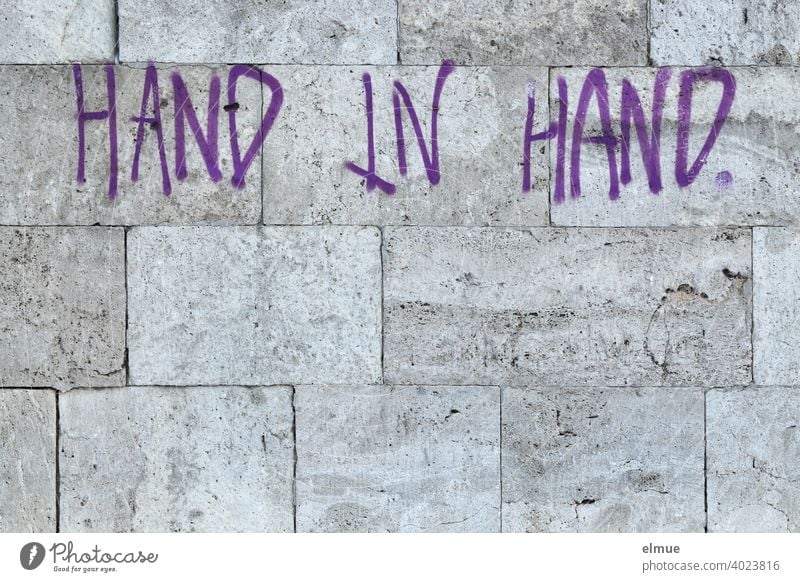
[521,67,737,202]
[72,63,282,199]
[72,63,737,205]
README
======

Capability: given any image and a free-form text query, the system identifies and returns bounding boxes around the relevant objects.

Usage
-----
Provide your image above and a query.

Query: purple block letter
[392,60,456,185]
[73,64,118,200]
[570,68,619,201]
[620,68,671,194]
[228,65,283,190]
[345,73,396,195]
[131,63,172,196]
[172,71,223,183]
[675,68,736,188]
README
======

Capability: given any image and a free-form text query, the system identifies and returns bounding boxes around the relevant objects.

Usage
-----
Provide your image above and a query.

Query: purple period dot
[714,170,733,190]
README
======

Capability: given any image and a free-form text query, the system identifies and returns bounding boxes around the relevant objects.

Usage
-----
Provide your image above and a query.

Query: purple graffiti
[393,60,455,184]
[70,62,739,205]
[73,64,279,197]
[228,65,283,190]
[345,73,396,195]
[675,68,736,188]
[571,68,619,201]
[131,63,171,195]
[522,82,556,193]
[715,170,733,190]
[620,68,671,194]
[172,71,222,183]
[524,77,569,203]
[347,61,455,194]
[72,64,118,200]
[525,67,736,202]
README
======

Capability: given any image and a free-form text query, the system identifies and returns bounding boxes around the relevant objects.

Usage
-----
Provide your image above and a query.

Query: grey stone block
[549,67,800,227]
[295,385,500,532]
[707,387,800,532]
[502,387,705,532]
[754,228,800,385]
[128,226,382,385]
[651,1,800,66]
[59,386,294,532]
[0,227,125,388]
[0,390,56,532]
[383,227,751,386]
[0,1,115,64]
[263,65,548,226]
[119,0,397,64]
[399,0,647,65]
[0,65,261,225]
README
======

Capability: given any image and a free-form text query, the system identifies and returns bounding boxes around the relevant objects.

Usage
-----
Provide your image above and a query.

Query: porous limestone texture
[707,388,800,532]
[502,387,705,532]
[128,226,382,386]
[0,390,56,532]
[0,1,115,64]
[383,227,751,386]
[753,228,800,385]
[0,227,125,388]
[295,385,500,532]
[119,0,397,64]
[399,0,647,66]
[59,386,294,532]
[651,1,800,65]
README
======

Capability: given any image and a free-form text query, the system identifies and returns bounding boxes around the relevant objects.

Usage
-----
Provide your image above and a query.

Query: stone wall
[1,1,798,533]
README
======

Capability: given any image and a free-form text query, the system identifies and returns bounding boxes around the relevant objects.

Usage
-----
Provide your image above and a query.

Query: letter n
[171,71,223,182]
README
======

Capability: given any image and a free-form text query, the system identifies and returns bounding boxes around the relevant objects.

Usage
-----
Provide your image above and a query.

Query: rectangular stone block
[0,65,261,225]
[707,387,800,532]
[295,385,500,532]
[502,387,704,532]
[550,67,800,226]
[128,226,381,385]
[0,1,115,64]
[0,390,56,532]
[0,227,125,388]
[383,227,751,386]
[119,0,397,64]
[263,65,548,226]
[651,1,800,66]
[60,386,294,532]
[399,0,647,65]
[753,228,800,385]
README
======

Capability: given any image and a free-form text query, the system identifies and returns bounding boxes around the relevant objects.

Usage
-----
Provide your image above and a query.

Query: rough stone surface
[0,65,261,225]
[399,0,647,65]
[502,387,704,532]
[128,226,382,386]
[383,227,751,386]
[263,65,548,226]
[651,1,800,66]
[753,228,800,385]
[550,67,800,227]
[0,1,115,64]
[295,385,500,532]
[0,227,125,388]
[707,388,800,532]
[0,2,797,537]
[119,0,397,64]
[0,390,56,532]
[60,386,294,532]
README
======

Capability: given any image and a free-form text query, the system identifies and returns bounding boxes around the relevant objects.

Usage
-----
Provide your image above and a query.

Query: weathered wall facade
[1,1,798,533]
